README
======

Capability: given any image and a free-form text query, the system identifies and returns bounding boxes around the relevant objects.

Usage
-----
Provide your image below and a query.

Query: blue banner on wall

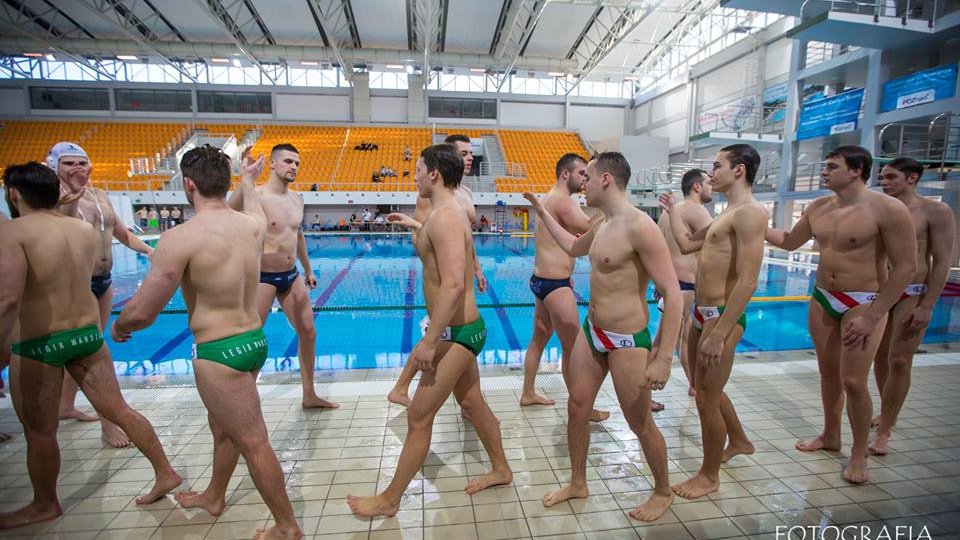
[881,63,958,112]
[797,88,864,141]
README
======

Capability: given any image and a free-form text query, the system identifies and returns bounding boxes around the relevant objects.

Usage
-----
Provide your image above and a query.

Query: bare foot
[721,441,755,463]
[543,483,588,507]
[0,501,63,529]
[465,468,513,494]
[346,494,399,518]
[60,408,98,422]
[175,490,226,516]
[0,432,11,443]
[650,400,665,412]
[688,386,696,397]
[302,395,339,409]
[101,421,130,448]
[629,492,674,522]
[795,434,841,452]
[672,474,719,500]
[253,525,303,540]
[520,392,555,407]
[589,409,610,422]
[387,388,411,408]
[868,432,890,456]
[843,453,869,484]
[135,470,183,505]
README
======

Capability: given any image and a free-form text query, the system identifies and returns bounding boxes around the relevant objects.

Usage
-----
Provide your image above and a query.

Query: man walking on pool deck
[0,162,181,530]
[870,157,954,455]
[50,141,155,448]
[111,147,302,540]
[656,168,713,397]
[386,134,487,409]
[660,144,764,500]
[766,145,916,484]
[229,143,337,410]
[348,144,512,518]
[523,151,683,522]
[519,153,610,421]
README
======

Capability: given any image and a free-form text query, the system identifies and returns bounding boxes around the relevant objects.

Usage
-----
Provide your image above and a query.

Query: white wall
[0,88,25,116]
[650,86,688,124]
[275,94,351,121]
[371,96,407,123]
[697,55,752,107]
[634,101,651,130]
[568,104,625,142]
[650,119,687,149]
[500,101,564,128]
[765,39,792,81]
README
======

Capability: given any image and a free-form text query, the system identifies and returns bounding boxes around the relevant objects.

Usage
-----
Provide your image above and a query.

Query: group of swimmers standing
[0,135,953,539]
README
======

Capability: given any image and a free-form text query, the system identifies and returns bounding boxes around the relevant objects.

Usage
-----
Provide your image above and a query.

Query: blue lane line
[484,281,522,350]
[148,327,193,362]
[282,250,366,358]
[400,255,419,355]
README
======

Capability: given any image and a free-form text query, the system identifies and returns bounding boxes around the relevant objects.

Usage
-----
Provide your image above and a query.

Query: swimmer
[112,147,302,540]
[655,168,713,397]
[229,143,337,410]
[525,151,682,522]
[766,145,916,484]
[348,144,512,518]
[869,158,954,455]
[50,142,155,447]
[0,162,180,530]
[662,145,764,500]
[519,153,610,421]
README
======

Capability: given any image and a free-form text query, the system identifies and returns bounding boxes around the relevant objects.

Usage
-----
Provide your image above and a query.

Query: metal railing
[479,161,527,178]
[803,41,860,69]
[801,0,958,26]
[878,112,960,169]
[694,90,786,136]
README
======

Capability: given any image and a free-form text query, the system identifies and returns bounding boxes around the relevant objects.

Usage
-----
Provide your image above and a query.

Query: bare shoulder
[459,184,473,196]
[921,197,953,216]
[873,190,910,213]
[628,206,658,234]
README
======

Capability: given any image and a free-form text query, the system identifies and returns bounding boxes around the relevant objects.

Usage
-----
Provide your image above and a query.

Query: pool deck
[2,345,959,540]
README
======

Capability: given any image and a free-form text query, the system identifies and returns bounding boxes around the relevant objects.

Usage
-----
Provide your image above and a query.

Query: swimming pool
[96,234,960,375]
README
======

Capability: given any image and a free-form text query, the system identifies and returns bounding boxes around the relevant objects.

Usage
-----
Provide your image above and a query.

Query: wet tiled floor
[2,348,959,540]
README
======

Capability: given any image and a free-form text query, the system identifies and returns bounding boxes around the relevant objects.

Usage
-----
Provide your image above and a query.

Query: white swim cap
[46,142,89,170]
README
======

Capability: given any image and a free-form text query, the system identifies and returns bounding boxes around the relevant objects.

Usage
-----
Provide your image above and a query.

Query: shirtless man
[656,168,712,397]
[661,144,765,499]
[0,208,12,442]
[519,153,610,420]
[0,162,181,530]
[870,157,954,455]
[348,144,512,518]
[50,142,155,448]
[112,146,301,540]
[524,151,682,522]
[386,134,487,408]
[766,145,916,483]
[229,143,337,410]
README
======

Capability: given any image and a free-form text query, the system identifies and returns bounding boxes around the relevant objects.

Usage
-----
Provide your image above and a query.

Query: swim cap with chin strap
[46,142,89,170]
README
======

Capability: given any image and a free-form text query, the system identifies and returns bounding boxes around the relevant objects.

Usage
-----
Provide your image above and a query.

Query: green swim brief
[194,328,268,372]
[437,317,487,356]
[11,325,103,367]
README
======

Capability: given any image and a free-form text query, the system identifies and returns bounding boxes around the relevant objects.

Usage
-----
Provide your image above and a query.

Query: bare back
[257,186,303,272]
[533,190,582,279]
[4,213,100,340]
[163,209,265,342]
[586,209,653,332]
[77,188,120,275]
[414,186,476,225]
[804,191,904,291]
[416,202,479,325]
[658,201,706,284]
[695,203,767,305]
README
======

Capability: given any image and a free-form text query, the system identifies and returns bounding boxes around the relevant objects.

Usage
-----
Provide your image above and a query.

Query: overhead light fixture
[232,58,242,67]
[623,76,639,81]
[385,64,404,69]
[45,53,56,61]
[23,52,43,58]
[470,68,486,73]
[211,57,229,63]
[117,55,139,61]
[301,60,319,66]
[548,72,565,77]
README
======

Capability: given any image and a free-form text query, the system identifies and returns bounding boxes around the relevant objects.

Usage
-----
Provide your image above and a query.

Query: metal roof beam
[304,0,358,83]
[494,0,548,91]
[195,0,278,83]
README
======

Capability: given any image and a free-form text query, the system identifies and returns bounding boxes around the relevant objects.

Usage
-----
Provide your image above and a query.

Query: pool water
[99,234,960,376]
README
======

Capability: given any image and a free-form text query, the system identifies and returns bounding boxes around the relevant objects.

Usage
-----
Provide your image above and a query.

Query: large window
[197,91,271,113]
[30,86,109,110]
[428,97,496,119]
[116,89,192,112]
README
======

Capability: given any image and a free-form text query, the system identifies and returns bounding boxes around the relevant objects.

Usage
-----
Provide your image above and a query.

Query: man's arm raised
[0,226,25,345]
[554,197,594,235]
[238,154,266,221]
[907,202,957,334]
[660,193,709,254]
[111,232,189,341]
[109,194,154,257]
[409,209,467,372]
[523,192,595,257]
[842,199,917,350]
[765,201,817,251]
[698,206,766,366]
